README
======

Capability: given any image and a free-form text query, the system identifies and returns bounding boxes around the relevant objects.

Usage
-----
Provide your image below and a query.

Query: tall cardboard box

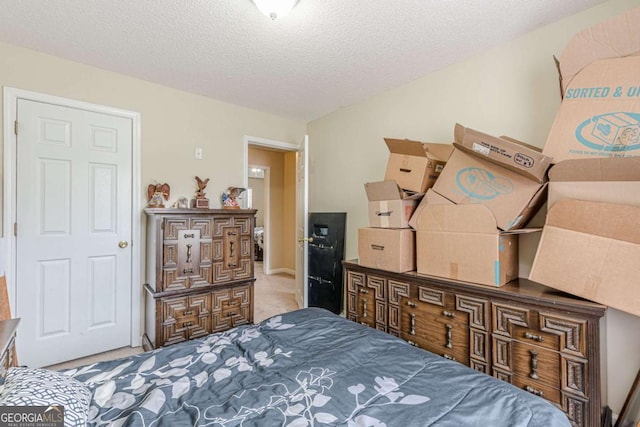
[432,148,548,231]
[556,6,640,96]
[529,199,640,317]
[358,228,415,273]
[365,181,422,228]
[384,138,453,193]
[544,56,640,163]
[415,204,534,286]
[547,157,640,209]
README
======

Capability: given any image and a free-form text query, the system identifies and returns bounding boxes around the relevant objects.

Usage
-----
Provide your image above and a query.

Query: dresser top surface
[145,208,257,215]
[344,260,607,315]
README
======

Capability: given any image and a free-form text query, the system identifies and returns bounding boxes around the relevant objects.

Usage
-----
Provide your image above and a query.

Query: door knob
[118,240,129,248]
[297,237,314,243]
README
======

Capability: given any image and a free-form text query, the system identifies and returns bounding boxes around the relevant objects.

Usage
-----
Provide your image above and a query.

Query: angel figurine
[147,182,171,208]
[222,187,246,209]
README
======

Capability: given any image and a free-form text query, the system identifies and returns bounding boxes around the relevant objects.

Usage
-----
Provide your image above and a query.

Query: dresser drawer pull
[529,350,539,380]
[409,313,416,336]
[524,332,544,342]
[226,311,237,318]
[407,340,420,348]
[182,321,193,327]
[362,298,368,318]
[185,243,193,263]
[445,324,453,349]
[228,300,238,306]
[443,353,456,361]
[442,310,456,318]
[359,288,369,294]
[183,310,194,316]
[407,301,417,308]
[228,262,238,268]
[525,385,544,397]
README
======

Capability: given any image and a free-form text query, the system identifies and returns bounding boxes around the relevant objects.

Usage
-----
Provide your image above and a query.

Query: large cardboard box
[529,199,640,317]
[556,6,640,96]
[358,228,415,273]
[548,157,640,209]
[415,204,536,286]
[454,123,551,183]
[432,148,548,231]
[365,181,422,228]
[544,56,640,163]
[384,138,453,193]
[408,188,454,230]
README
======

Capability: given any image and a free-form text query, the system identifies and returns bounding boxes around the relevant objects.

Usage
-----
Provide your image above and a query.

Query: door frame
[242,135,300,276]
[247,164,271,271]
[2,87,143,347]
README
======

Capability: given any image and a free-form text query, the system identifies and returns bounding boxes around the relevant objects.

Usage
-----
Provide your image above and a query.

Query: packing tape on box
[376,201,391,228]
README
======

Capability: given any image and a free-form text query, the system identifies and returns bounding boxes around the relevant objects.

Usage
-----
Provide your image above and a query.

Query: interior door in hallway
[15,99,133,367]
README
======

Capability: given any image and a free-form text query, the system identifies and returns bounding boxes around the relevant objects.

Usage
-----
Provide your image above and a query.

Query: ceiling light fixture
[252,0,299,20]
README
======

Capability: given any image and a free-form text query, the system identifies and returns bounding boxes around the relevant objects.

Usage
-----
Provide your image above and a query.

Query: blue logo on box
[576,112,640,152]
[455,167,513,200]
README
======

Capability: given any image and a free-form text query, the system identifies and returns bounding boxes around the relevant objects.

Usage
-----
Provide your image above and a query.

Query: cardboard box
[408,188,454,230]
[544,55,640,163]
[384,138,453,193]
[548,157,640,209]
[415,204,537,286]
[529,198,640,317]
[358,228,415,273]
[432,148,548,231]
[454,123,551,183]
[365,181,422,228]
[556,6,640,96]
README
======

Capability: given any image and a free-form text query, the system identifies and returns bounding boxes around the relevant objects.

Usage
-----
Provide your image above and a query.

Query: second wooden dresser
[143,208,256,350]
[344,260,606,427]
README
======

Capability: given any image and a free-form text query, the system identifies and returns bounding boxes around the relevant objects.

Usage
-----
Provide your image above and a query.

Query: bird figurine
[147,182,171,208]
[195,176,210,199]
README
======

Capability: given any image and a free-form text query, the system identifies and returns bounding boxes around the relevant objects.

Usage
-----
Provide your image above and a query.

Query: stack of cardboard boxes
[358,6,640,318]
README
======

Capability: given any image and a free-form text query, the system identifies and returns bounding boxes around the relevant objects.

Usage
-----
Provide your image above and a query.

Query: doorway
[243,136,302,322]
[3,88,142,367]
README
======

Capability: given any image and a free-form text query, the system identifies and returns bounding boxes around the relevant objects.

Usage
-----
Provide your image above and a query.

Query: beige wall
[248,147,295,272]
[307,0,640,415]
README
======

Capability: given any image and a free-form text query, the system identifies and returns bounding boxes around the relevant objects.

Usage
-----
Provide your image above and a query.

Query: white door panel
[16,99,133,367]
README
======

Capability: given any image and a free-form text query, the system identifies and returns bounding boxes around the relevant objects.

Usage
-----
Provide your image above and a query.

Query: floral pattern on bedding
[66,308,569,427]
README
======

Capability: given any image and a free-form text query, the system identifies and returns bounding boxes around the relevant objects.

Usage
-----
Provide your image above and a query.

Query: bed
[1,308,569,426]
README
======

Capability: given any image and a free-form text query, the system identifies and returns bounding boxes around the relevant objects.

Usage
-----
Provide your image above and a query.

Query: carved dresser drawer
[346,271,387,331]
[144,209,256,350]
[492,302,590,427]
[342,261,606,427]
[212,284,253,332]
[387,280,490,372]
[158,293,212,347]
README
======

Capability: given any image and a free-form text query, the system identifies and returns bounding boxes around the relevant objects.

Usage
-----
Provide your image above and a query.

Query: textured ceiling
[0,0,606,121]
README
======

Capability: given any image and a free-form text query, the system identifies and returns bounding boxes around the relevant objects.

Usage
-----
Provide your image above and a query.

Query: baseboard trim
[268,268,295,276]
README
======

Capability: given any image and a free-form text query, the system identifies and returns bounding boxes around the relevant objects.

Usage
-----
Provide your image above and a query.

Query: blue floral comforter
[67,308,569,426]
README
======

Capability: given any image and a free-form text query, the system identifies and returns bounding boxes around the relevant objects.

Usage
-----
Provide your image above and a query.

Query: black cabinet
[307,212,346,314]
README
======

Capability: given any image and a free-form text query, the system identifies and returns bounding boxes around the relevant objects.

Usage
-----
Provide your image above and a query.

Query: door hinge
[14,121,18,135]
[13,223,17,237]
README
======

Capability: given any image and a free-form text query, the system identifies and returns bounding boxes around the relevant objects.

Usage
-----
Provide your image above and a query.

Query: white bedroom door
[15,98,133,367]
[295,135,309,308]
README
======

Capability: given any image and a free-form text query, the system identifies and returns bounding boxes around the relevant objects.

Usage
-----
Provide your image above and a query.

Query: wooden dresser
[344,260,606,427]
[0,318,20,376]
[143,209,256,350]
